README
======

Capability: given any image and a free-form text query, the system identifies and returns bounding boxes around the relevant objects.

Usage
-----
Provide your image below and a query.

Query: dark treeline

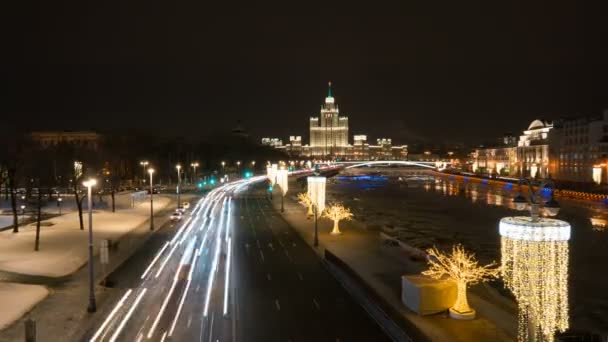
[0,131,286,240]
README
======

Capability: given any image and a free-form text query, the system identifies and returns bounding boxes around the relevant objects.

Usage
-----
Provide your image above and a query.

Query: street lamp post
[191,162,199,185]
[501,177,568,341]
[20,205,26,221]
[83,178,97,313]
[176,164,182,210]
[149,168,154,230]
[236,161,241,174]
[221,161,225,172]
[58,197,62,215]
[140,161,149,186]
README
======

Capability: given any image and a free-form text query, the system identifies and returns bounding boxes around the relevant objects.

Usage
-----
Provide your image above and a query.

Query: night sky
[3,1,608,144]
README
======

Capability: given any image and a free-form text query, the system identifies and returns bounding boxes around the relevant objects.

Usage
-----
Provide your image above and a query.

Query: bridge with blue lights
[333,160,453,169]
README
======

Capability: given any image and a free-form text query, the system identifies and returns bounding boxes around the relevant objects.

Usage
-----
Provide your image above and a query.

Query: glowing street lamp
[190,162,199,184]
[307,176,326,247]
[221,161,226,171]
[57,197,63,215]
[148,168,155,230]
[277,168,288,213]
[82,178,97,312]
[140,161,149,185]
[501,177,569,341]
[176,164,182,210]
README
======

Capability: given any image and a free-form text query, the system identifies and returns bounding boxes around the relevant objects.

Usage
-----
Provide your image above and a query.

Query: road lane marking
[260,250,265,262]
[268,242,274,251]
[256,239,261,249]
[275,299,281,311]
[187,315,193,328]
[90,289,133,342]
[140,241,170,279]
[267,273,271,281]
[196,285,200,292]
[297,272,303,281]
[159,331,167,342]
[208,313,215,342]
[313,298,320,310]
[109,288,147,342]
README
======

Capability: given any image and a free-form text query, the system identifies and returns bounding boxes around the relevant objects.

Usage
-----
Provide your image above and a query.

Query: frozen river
[327,171,608,336]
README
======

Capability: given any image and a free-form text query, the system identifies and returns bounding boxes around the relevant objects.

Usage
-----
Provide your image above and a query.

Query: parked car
[170,211,183,221]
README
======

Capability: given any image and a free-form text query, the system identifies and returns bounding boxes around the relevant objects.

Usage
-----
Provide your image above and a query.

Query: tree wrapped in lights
[422,244,499,319]
[297,192,313,217]
[500,217,570,342]
[322,203,353,235]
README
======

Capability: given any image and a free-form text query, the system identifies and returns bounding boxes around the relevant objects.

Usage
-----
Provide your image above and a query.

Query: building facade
[273,83,408,160]
[30,131,102,150]
[473,120,552,178]
[309,82,349,156]
[549,110,608,185]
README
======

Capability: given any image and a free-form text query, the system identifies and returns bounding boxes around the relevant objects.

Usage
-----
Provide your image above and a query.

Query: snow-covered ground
[329,172,608,336]
[0,283,48,330]
[0,196,170,277]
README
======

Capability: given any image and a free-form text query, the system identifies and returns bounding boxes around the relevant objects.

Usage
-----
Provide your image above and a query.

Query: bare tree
[322,203,353,235]
[422,244,499,316]
[297,192,313,217]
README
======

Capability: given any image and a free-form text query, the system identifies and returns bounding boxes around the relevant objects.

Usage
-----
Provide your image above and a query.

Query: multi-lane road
[84,176,389,342]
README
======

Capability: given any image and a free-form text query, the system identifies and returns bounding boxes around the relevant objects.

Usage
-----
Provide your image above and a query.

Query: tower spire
[327,81,332,98]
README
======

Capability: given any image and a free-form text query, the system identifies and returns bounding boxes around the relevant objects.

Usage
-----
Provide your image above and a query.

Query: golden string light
[322,203,353,235]
[500,216,570,342]
[422,244,499,319]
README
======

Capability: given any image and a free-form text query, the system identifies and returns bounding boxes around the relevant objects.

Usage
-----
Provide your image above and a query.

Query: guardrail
[324,249,428,342]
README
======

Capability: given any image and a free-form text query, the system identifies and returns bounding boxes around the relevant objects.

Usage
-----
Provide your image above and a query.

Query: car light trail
[89,289,133,342]
[225,197,232,243]
[140,241,169,279]
[109,288,147,342]
[203,200,226,317]
[168,249,198,337]
[223,237,232,316]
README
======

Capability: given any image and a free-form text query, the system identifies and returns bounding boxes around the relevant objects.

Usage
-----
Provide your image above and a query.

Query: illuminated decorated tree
[297,192,313,217]
[422,244,499,319]
[322,203,353,235]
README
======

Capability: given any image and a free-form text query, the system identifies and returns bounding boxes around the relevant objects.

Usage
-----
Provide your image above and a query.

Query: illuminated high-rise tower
[309,82,349,157]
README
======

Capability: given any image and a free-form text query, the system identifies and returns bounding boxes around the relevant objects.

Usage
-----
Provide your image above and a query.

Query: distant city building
[473,120,553,178]
[549,110,608,185]
[30,131,102,150]
[516,119,553,178]
[474,112,608,187]
[269,82,408,160]
[309,82,349,156]
[261,137,283,148]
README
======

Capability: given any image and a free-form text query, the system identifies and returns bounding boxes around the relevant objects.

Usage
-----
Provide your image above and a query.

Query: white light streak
[223,237,232,316]
[140,242,169,279]
[109,288,147,342]
[90,289,133,342]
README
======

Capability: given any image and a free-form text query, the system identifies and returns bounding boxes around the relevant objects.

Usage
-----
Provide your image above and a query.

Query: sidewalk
[271,189,517,342]
[0,195,181,341]
[0,197,170,277]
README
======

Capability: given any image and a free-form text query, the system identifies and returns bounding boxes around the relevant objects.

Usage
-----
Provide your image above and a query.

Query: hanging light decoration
[500,216,570,342]
[307,176,326,213]
[271,164,278,186]
[276,169,288,196]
